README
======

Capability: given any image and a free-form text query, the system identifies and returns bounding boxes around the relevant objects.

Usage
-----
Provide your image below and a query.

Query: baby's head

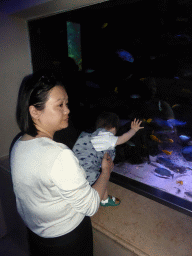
[95,112,120,135]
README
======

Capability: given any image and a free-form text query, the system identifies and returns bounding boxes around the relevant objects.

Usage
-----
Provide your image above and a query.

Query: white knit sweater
[10,137,100,238]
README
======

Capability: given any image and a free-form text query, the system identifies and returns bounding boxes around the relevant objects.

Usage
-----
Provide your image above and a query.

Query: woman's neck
[35,125,53,139]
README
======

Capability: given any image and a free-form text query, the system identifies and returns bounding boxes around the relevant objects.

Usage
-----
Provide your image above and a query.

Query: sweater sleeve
[50,149,100,216]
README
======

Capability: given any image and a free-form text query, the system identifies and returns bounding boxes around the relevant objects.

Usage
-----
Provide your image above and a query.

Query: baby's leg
[102,188,109,201]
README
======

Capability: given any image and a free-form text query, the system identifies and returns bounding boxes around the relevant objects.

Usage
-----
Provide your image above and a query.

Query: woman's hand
[101,153,114,174]
[131,118,144,132]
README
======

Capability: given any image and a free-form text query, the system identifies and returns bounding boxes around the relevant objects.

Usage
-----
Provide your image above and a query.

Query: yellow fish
[101,23,108,29]
[182,88,192,94]
[176,180,183,185]
[146,118,152,123]
[162,150,173,155]
[114,87,118,93]
[143,118,152,123]
[150,135,162,143]
[172,104,180,109]
[167,139,174,143]
[140,78,146,81]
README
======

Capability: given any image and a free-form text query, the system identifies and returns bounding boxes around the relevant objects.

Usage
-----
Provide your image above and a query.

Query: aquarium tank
[28,0,192,216]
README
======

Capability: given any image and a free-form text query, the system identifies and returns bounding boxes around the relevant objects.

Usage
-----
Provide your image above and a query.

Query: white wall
[0,13,32,157]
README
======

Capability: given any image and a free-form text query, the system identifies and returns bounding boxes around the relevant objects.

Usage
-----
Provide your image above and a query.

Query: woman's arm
[92,153,113,200]
[116,118,143,146]
[51,150,113,216]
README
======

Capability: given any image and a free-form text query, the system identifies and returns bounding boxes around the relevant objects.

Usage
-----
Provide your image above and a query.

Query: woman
[10,71,113,256]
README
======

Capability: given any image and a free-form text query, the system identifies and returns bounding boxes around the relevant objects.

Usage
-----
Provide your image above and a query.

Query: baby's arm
[116,118,144,146]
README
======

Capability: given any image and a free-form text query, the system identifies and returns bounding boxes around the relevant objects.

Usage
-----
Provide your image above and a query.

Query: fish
[153,118,172,128]
[157,157,187,174]
[157,157,173,167]
[176,180,183,185]
[143,118,152,123]
[86,81,100,88]
[114,87,118,93]
[85,69,95,73]
[153,118,186,128]
[130,94,141,99]
[116,49,134,63]
[101,23,108,29]
[182,146,192,161]
[167,139,174,143]
[140,77,147,81]
[155,129,175,135]
[162,150,173,155]
[146,118,152,123]
[175,34,192,42]
[154,168,174,179]
[179,135,190,142]
[150,135,162,143]
[167,119,186,127]
[174,188,181,194]
[185,192,192,198]
[126,141,135,147]
[182,88,192,94]
[172,104,180,108]
[182,146,192,154]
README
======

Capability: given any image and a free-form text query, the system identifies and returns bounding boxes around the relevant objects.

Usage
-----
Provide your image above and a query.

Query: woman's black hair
[95,112,120,131]
[16,70,65,136]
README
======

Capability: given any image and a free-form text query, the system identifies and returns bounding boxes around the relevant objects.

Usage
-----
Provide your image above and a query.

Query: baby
[73,112,143,206]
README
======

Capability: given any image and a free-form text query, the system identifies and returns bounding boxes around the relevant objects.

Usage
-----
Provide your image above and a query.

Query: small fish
[153,118,172,128]
[86,81,100,88]
[174,187,181,194]
[172,104,180,109]
[116,49,134,63]
[154,118,186,128]
[182,88,192,94]
[167,138,174,143]
[179,135,190,142]
[114,87,118,93]
[145,118,152,123]
[154,168,174,179]
[140,77,147,81]
[155,130,175,135]
[157,157,186,174]
[101,23,108,29]
[126,141,135,147]
[185,192,192,198]
[182,146,192,154]
[130,94,141,99]
[157,157,173,167]
[176,180,183,185]
[85,69,95,73]
[162,150,173,155]
[150,135,162,143]
[167,119,186,127]
[175,34,192,42]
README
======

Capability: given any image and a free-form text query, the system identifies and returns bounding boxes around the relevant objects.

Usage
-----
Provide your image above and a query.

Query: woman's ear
[29,105,41,120]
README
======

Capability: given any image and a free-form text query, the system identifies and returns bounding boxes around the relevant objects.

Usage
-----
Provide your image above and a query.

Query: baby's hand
[131,118,144,132]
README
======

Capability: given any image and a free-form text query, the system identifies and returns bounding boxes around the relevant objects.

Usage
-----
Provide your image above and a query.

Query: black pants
[27,216,93,256]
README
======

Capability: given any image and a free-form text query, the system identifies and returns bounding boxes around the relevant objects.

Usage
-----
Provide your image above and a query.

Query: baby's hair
[95,112,120,130]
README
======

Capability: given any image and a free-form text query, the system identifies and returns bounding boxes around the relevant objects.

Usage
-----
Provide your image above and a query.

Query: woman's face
[36,85,70,136]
